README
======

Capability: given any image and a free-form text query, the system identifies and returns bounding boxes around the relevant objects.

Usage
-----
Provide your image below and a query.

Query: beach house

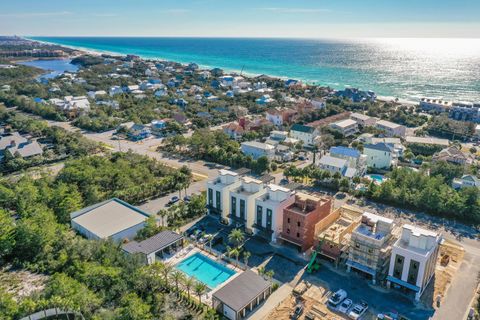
[240,141,275,160]
[329,119,359,137]
[289,124,320,146]
[363,143,394,169]
[375,120,406,137]
[207,170,242,220]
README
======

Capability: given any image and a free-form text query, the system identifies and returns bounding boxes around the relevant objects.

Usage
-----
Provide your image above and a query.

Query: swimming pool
[176,252,235,289]
[367,174,385,183]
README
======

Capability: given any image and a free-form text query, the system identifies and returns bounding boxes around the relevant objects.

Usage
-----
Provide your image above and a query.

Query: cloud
[0,11,72,18]
[259,7,331,14]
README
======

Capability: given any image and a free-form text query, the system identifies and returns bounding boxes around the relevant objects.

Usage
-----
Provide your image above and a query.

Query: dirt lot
[266,282,352,320]
[422,239,465,308]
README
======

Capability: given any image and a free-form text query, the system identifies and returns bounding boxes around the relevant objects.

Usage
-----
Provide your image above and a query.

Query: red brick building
[279,193,332,252]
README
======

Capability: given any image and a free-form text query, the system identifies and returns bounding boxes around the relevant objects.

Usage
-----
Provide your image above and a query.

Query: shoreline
[25,37,421,105]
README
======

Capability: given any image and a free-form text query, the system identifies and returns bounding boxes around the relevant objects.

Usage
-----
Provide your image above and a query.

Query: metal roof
[330,146,361,159]
[122,230,184,254]
[70,198,150,239]
[213,270,271,312]
[319,155,347,168]
[364,143,393,153]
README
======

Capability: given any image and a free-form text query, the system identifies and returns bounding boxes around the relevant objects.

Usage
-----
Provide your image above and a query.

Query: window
[215,191,221,209]
[287,218,290,223]
[208,188,213,206]
[297,232,300,238]
[287,228,290,234]
[256,206,263,226]
[240,199,245,220]
[266,209,272,230]
[297,221,301,227]
[231,196,236,215]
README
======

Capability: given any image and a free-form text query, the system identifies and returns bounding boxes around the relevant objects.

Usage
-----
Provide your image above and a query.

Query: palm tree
[194,282,207,304]
[228,247,240,267]
[243,251,251,267]
[265,270,275,281]
[171,270,185,293]
[228,228,245,247]
[184,276,195,299]
[161,263,173,288]
[157,209,168,226]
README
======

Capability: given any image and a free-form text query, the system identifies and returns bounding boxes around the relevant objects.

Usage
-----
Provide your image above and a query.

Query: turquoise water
[18,58,78,81]
[176,252,235,288]
[30,37,480,102]
[367,174,385,183]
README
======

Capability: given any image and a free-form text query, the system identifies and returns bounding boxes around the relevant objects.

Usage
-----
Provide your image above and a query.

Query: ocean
[30,37,480,102]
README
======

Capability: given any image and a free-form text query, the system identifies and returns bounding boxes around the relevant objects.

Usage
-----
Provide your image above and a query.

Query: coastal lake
[30,37,480,102]
[19,59,78,81]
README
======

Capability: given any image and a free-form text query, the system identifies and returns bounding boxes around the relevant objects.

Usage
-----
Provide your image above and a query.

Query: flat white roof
[403,224,438,238]
[241,141,275,150]
[219,169,239,176]
[71,198,149,239]
[376,119,402,129]
[268,183,291,193]
[243,176,263,184]
[332,118,357,128]
[363,211,394,224]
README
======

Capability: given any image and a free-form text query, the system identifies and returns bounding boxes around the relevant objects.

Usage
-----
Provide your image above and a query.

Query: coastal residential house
[229,177,267,233]
[432,146,474,166]
[212,269,272,320]
[289,124,320,146]
[363,143,394,169]
[335,87,376,103]
[240,141,275,160]
[70,198,150,242]
[329,119,359,137]
[0,132,43,159]
[223,122,245,141]
[449,102,480,123]
[420,98,452,113]
[265,108,297,127]
[207,170,242,220]
[254,184,295,242]
[375,120,406,137]
[124,123,151,141]
[109,85,124,96]
[318,155,349,176]
[256,94,275,105]
[122,230,184,264]
[280,193,333,252]
[350,112,377,127]
[387,225,442,301]
[452,174,480,190]
[330,146,367,176]
[347,212,396,284]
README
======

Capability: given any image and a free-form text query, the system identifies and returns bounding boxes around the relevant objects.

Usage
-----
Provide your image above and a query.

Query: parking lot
[186,215,436,320]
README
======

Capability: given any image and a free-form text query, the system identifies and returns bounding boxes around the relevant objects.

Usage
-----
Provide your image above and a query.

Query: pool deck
[162,244,245,306]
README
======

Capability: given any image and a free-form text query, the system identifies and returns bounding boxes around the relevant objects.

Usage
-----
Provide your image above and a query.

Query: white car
[337,298,353,313]
[348,302,368,319]
[327,289,347,308]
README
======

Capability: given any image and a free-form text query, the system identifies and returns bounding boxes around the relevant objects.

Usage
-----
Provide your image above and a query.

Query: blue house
[210,79,220,89]
[127,124,151,141]
[335,88,376,103]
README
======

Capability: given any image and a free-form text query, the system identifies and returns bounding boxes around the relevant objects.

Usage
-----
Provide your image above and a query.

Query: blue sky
[1,0,479,38]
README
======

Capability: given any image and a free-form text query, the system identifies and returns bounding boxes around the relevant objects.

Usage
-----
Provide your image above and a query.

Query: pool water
[367,174,385,183]
[176,252,235,289]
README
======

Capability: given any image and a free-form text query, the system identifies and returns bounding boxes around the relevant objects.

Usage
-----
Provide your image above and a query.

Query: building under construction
[346,212,399,285]
[313,205,363,266]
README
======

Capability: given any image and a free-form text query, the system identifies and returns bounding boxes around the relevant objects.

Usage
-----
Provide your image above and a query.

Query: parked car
[167,196,179,206]
[290,303,303,319]
[338,298,353,313]
[280,178,289,185]
[328,289,347,308]
[183,195,191,202]
[348,302,368,320]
